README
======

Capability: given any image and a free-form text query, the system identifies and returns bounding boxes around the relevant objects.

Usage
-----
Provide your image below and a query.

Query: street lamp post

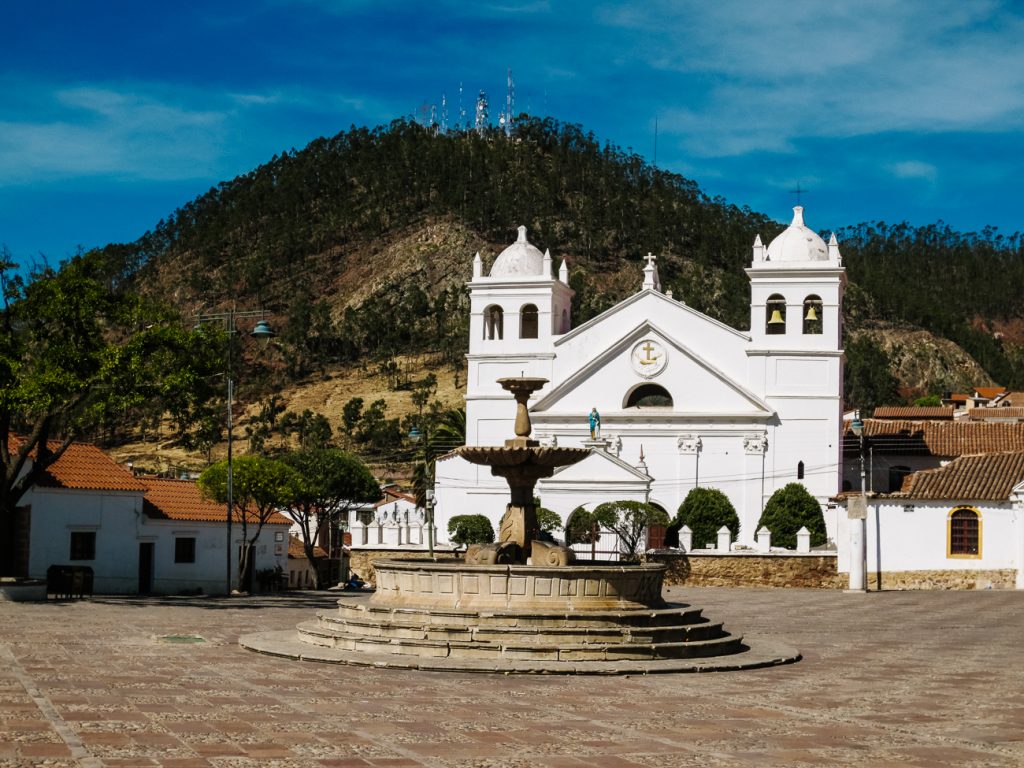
[848,413,868,592]
[195,308,275,594]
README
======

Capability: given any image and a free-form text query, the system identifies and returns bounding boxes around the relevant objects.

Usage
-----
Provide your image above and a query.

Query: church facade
[434,207,847,547]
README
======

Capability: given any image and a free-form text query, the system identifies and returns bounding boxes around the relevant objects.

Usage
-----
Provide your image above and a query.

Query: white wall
[26,486,288,595]
[836,497,1020,575]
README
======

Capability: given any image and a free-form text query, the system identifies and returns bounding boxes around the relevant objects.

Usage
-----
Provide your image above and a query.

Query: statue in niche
[589,407,601,440]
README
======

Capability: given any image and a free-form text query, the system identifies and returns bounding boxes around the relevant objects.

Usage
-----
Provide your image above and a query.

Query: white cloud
[594,0,1024,157]
[890,161,938,182]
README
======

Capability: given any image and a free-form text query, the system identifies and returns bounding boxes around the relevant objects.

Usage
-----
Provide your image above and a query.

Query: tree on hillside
[672,487,740,549]
[844,335,901,414]
[0,252,221,576]
[756,483,827,550]
[198,455,301,592]
[280,449,381,589]
[592,500,670,562]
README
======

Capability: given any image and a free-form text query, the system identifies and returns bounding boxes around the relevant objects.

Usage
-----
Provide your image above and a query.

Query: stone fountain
[240,378,799,674]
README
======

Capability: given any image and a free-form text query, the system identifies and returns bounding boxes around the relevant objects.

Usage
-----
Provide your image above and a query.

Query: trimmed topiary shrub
[756,482,827,549]
[564,505,598,545]
[672,487,740,549]
[447,514,495,546]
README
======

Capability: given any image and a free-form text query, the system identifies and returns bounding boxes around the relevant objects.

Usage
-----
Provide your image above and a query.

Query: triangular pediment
[547,448,652,482]
[533,320,773,418]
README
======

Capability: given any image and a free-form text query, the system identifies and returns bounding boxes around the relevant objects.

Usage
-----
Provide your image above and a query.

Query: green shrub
[672,487,739,549]
[756,483,827,549]
[534,506,562,533]
[564,505,598,545]
[447,514,495,546]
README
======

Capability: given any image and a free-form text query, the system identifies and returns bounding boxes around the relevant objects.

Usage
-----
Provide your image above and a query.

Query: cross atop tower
[789,182,809,206]
[644,252,657,268]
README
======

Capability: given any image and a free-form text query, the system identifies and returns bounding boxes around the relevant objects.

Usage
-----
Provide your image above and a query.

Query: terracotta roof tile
[899,452,1024,501]
[968,407,1024,421]
[974,386,1007,399]
[375,488,416,507]
[288,535,327,559]
[26,440,148,492]
[873,406,954,420]
[844,420,1024,457]
[143,477,291,525]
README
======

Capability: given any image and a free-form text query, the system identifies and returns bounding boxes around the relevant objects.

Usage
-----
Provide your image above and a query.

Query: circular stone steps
[239,559,800,674]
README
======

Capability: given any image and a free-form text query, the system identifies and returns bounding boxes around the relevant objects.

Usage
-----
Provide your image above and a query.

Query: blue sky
[2,0,1023,268]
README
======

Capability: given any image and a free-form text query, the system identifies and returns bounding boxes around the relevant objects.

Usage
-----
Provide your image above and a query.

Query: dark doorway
[138,542,154,594]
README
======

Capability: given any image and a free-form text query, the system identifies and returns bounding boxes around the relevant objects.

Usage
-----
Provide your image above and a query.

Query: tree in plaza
[198,455,302,591]
[280,449,381,589]
[447,514,495,546]
[591,500,670,562]
[672,487,740,549]
[756,482,827,549]
[0,252,222,575]
[564,505,599,546]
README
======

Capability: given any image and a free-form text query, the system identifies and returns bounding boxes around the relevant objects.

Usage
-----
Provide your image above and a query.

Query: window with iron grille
[69,531,95,560]
[949,508,980,557]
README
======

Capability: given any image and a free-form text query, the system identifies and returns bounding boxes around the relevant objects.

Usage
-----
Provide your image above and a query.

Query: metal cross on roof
[789,181,810,205]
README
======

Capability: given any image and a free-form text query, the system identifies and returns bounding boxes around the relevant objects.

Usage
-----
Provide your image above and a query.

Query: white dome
[490,226,545,277]
[766,207,829,262]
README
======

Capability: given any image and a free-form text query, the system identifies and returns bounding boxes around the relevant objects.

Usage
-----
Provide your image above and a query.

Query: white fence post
[756,526,771,553]
[679,525,693,552]
[717,526,732,552]
[796,526,811,554]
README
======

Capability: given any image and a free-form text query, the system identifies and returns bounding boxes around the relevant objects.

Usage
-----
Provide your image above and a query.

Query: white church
[434,207,846,547]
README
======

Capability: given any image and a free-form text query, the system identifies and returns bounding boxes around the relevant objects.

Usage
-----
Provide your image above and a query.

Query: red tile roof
[844,420,1024,457]
[288,535,327,559]
[968,407,1024,421]
[873,406,954,420]
[974,386,1007,399]
[27,441,148,493]
[898,452,1024,501]
[142,477,292,525]
[375,487,416,507]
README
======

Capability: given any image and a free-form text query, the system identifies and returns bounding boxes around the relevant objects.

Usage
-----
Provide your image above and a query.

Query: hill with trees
[73,116,1024,469]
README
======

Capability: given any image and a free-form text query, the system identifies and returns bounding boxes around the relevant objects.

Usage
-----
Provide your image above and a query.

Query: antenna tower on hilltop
[440,93,448,133]
[500,68,515,136]
[475,90,489,133]
[459,82,466,129]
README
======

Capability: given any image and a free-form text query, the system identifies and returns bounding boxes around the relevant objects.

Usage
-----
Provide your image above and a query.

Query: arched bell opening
[802,295,823,335]
[766,294,786,335]
[520,303,539,339]
[484,305,504,340]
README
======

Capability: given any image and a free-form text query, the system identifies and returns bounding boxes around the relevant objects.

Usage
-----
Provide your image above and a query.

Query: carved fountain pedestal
[240,377,800,674]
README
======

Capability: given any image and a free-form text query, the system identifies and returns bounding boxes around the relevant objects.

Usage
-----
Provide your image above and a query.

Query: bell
[767,309,785,325]
[804,305,819,322]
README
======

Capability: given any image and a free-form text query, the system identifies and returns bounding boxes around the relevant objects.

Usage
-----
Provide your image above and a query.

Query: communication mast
[475,90,489,133]
[440,93,448,133]
[459,82,466,129]
[504,68,515,136]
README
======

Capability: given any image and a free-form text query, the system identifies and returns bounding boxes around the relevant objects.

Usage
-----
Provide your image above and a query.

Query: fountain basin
[370,558,667,611]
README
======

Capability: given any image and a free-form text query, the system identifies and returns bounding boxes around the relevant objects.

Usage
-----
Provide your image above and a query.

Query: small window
[69,531,96,561]
[560,308,569,334]
[948,507,980,557]
[797,461,804,480]
[766,294,786,335]
[625,384,673,408]
[357,510,374,525]
[520,303,539,339]
[174,537,196,564]
[802,295,823,334]
[484,305,503,340]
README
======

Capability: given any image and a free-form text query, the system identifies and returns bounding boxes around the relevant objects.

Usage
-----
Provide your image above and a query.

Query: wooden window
[174,537,196,564]
[69,531,95,561]
[948,507,981,558]
[797,461,805,480]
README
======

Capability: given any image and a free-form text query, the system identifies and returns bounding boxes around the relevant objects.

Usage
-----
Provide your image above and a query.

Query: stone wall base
[647,553,844,589]
[868,569,1017,591]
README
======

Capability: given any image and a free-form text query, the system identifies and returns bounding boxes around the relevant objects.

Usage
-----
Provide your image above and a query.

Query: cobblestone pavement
[1,586,1022,767]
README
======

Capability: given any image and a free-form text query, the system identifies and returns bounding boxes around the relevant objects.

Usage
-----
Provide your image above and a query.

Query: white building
[836,452,1024,589]
[16,441,289,595]
[435,207,847,546]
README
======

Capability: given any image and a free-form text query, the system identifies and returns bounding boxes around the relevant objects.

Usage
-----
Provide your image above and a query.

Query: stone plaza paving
[1,587,1022,767]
